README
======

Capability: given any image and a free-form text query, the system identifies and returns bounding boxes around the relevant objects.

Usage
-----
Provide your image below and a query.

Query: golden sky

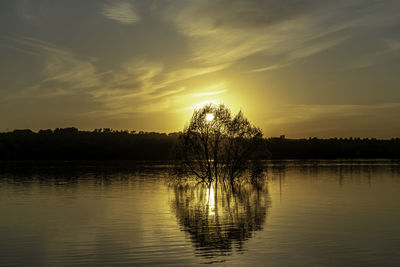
[1,0,400,138]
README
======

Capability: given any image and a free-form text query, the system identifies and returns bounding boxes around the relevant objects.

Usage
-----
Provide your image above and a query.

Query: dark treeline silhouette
[267,136,400,159]
[1,127,400,160]
[0,128,179,160]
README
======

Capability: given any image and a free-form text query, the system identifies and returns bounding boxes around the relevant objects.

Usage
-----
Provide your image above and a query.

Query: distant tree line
[0,128,178,160]
[0,127,400,160]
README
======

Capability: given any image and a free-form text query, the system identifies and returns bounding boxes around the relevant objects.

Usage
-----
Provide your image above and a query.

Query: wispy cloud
[42,51,100,89]
[102,1,140,24]
[2,34,230,117]
[2,36,104,102]
[88,62,230,116]
[265,102,400,125]
[346,39,400,70]
[2,35,101,96]
[164,1,329,67]
[165,0,400,73]
[192,89,227,97]
[250,34,350,73]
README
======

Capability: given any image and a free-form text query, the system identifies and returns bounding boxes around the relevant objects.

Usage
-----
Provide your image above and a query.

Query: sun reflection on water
[171,181,270,261]
[206,185,216,216]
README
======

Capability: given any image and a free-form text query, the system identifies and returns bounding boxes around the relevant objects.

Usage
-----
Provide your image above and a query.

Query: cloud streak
[165,0,400,73]
[1,35,102,97]
[102,1,140,24]
[346,39,400,70]
[265,103,400,125]
[2,34,230,117]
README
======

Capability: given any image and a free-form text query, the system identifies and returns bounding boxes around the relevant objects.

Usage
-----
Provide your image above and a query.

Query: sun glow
[178,82,246,129]
[205,113,214,122]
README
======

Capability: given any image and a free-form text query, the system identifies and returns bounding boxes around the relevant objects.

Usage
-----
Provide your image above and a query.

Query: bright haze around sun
[1,0,400,138]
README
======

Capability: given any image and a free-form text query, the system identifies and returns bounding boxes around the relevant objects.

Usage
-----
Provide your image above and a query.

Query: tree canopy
[175,104,267,184]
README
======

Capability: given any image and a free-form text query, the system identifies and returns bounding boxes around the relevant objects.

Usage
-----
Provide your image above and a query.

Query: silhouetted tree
[175,104,267,185]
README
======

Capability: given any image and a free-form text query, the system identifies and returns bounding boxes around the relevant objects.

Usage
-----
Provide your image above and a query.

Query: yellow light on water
[205,113,214,122]
[206,185,216,216]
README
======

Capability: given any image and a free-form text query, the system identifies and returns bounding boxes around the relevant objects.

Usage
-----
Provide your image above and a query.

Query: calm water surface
[1,160,400,266]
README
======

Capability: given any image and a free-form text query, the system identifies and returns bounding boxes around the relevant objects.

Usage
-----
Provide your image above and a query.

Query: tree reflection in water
[170,180,270,260]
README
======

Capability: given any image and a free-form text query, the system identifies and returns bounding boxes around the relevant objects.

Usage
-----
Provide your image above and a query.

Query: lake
[1,160,400,266]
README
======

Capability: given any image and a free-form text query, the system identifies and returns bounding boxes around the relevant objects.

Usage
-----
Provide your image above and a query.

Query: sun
[205,113,214,122]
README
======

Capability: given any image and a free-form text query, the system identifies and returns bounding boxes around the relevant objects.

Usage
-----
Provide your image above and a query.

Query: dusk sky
[1,0,400,138]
